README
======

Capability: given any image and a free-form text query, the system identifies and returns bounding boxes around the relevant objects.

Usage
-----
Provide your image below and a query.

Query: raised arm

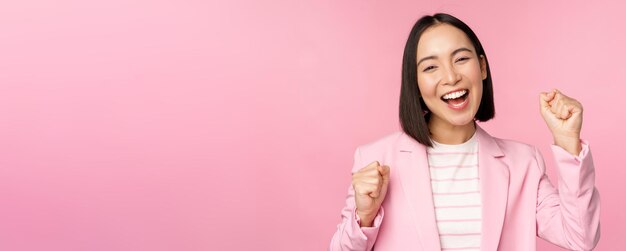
[535,89,601,250]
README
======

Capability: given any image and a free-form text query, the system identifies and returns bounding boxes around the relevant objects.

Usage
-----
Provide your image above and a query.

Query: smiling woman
[400,14,494,148]
[414,23,487,144]
[329,13,600,251]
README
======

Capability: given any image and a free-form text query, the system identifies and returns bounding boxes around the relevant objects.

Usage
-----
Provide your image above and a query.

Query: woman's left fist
[540,89,583,155]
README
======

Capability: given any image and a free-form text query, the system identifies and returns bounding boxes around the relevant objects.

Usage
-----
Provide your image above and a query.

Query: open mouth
[440,89,469,106]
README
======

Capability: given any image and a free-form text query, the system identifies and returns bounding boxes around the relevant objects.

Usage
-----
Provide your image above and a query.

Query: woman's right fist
[352,161,390,227]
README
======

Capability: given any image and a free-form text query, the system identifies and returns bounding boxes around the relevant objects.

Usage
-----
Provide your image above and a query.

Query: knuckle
[371,178,379,185]
[367,161,379,168]
[353,184,366,193]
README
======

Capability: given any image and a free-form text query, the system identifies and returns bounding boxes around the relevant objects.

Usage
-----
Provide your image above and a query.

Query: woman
[329,13,600,251]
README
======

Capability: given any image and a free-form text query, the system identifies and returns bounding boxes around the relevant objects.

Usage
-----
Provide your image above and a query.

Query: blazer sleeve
[329,147,384,251]
[534,140,601,251]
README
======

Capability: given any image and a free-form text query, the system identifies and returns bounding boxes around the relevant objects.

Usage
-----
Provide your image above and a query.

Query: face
[416,23,487,128]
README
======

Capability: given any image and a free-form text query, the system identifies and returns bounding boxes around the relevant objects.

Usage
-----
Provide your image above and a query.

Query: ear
[480,55,487,80]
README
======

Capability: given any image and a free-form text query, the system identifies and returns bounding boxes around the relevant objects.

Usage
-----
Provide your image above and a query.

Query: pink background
[0,0,624,250]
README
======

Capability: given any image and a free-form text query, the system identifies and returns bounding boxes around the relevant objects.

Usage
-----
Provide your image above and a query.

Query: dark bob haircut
[399,13,495,147]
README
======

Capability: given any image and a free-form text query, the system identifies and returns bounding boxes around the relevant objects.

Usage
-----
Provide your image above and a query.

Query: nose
[441,64,461,86]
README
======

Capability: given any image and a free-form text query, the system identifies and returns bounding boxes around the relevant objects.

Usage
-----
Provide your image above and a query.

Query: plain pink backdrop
[0,0,624,250]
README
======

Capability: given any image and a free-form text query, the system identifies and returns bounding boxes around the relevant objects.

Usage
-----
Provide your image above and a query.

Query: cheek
[472,81,484,109]
[474,86,483,103]
[470,64,484,93]
[465,61,484,80]
[417,76,438,97]
[417,78,440,111]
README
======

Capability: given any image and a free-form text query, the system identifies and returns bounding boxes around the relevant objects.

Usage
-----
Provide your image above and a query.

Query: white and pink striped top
[427,132,481,251]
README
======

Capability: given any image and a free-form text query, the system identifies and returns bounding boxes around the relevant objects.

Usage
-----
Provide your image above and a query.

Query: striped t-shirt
[427,132,481,251]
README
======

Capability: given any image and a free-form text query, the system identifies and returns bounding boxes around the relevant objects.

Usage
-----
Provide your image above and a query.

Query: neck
[428,118,476,145]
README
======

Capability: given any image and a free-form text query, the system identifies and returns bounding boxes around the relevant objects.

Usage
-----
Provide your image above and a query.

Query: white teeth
[442,90,467,100]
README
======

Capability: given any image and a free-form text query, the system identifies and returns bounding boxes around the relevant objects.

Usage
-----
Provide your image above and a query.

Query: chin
[448,117,475,126]
[445,111,477,126]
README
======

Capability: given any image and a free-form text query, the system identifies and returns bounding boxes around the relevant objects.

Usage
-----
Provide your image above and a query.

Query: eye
[456,57,469,63]
[423,65,437,72]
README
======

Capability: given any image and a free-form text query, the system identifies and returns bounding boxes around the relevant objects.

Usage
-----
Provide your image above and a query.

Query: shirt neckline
[430,130,478,150]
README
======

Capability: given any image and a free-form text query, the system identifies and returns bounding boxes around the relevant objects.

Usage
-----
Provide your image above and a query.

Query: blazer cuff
[550,139,594,196]
[550,139,590,163]
[353,206,384,240]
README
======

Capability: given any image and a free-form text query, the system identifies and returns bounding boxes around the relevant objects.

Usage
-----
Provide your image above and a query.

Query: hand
[352,161,390,227]
[539,89,583,155]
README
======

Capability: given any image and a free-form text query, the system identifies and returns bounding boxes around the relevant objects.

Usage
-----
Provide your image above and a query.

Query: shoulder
[351,131,407,170]
[487,134,542,165]
[493,136,538,155]
[476,125,540,158]
[487,134,549,175]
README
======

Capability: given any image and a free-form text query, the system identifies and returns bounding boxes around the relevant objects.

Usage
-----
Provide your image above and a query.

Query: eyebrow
[416,47,474,67]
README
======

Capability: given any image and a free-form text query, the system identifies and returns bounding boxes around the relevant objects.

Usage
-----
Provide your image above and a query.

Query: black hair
[399,13,495,147]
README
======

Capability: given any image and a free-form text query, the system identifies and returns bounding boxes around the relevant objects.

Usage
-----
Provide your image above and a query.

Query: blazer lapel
[396,125,509,251]
[397,133,442,251]
[475,125,510,251]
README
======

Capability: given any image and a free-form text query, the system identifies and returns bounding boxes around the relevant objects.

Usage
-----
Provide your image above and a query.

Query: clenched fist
[352,161,390,227]
[540,89,583,156]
